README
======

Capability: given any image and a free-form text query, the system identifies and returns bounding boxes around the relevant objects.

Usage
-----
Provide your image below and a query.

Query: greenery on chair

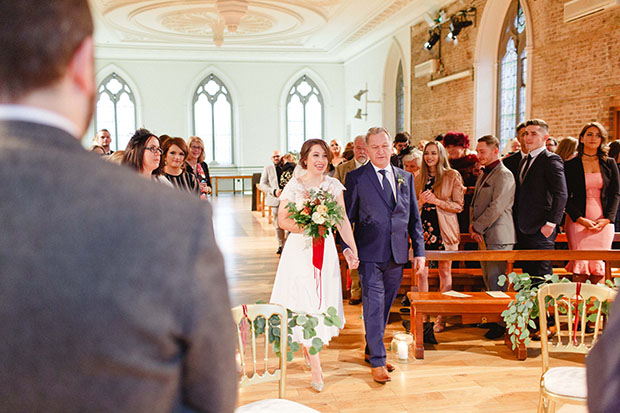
[251,304,342,362]
[498,272,619,350]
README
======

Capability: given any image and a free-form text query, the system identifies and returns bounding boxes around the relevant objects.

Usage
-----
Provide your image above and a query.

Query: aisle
[210,194,585,413]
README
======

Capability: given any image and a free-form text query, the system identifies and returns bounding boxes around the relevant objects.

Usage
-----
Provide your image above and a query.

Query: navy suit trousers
[358,259,403,367]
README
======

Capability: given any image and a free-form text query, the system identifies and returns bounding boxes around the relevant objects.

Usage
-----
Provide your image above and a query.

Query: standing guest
[89,144,105,155]
[343,127,425,384]
[556,136,579,162]
[608,140,620,232]
[328,139,345,173]
[514,119,567,279]
[93,128,113,155]
[270,139,359,392]
[503,122,528,182]
[122,128,172,187]
[186,136,212,195]
[0,1,236,411]
[443,131,480,233]
[160,137,199,194]
[417,139,429,151]
[344,141,354,153]
[564,122,620,283]
[402,148,423,177]
[334,135,368,305]
[469,136,516,339]
[279,153,297,189]
[415,141,464,334]
[546,137,559,152]
[390,132,411,169]
[259,150,286,254]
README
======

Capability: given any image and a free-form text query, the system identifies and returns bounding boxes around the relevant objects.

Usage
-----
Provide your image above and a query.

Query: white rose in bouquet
[311,211,326,225]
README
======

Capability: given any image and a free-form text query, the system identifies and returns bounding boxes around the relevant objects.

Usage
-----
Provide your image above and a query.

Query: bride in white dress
[270,139,359,392]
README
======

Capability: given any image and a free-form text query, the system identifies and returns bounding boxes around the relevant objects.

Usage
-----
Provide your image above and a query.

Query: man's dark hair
[516,122,526,134]
[477,135,500,150]
[394,132,410,144]
[525,119,549,134]
[0,0,93,101]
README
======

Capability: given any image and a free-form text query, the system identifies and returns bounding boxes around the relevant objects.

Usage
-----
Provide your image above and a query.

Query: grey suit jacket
[259,163,280,207]
[470,161,516,245]
[0,120,237,412]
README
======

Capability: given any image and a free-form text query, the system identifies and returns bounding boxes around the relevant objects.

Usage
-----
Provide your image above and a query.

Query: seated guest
[555,136,579,162]
[546,137,558,152]
[186,136,212,195]
[564,122,620,283]
[443,131,480,233]
[122,128,172,187]
[89,144,105,155]
[470,136,516,339]
[415,141,464,334]
[159,138,199,194]
[402,148,422,177]
[390,132,411,169]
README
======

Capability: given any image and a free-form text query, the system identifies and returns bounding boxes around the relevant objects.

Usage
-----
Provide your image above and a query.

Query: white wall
[343,24,411,139]
[86,59,345,169]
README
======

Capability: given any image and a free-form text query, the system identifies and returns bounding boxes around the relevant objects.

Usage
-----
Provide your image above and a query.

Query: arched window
[193,74,233,165]
[95,73,136,152]
[497,1,527,149]
[395,61,405,133]
[286,75,324,152]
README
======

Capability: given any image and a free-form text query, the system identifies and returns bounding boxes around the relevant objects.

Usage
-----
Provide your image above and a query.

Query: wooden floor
[211,194,586,413]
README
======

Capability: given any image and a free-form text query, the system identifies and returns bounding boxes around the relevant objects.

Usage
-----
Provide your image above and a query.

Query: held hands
[343,248,360,270]
[576,217,609,231]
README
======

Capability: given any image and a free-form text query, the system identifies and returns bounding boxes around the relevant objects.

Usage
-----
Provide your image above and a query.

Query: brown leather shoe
[364,355,395,372]
[371,366,391,384]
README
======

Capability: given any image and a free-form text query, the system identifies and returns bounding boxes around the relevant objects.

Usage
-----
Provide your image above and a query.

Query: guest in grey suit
[259,150,286,254]
[470,136,516,339]
[0,1,237,412]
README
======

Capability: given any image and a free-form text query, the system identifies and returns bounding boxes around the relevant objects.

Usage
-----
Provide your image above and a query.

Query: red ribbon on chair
[241,304,249,348]
[572,282,582,345]
[311,226,326,310]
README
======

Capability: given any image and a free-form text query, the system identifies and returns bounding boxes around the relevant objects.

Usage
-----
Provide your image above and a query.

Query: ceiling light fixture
[447,13,473,41]
[216,0,248,33]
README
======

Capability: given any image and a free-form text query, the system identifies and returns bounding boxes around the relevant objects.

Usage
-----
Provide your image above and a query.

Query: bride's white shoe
[310,374,324,392]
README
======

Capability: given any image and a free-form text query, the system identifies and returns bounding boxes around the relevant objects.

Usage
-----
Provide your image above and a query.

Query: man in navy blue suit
[343,127,425,384]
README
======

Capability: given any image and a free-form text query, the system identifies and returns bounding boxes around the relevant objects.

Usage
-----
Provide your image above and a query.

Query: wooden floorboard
[211,194,587,413]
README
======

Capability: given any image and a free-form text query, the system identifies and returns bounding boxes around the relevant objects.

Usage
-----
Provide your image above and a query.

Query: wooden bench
[408,291,516,359]
[212,175,252,196]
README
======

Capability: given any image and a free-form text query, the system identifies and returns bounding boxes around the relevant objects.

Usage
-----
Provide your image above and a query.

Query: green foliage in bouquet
[498,272,619,350]
[252,305,343,362]
[285,188,344,239]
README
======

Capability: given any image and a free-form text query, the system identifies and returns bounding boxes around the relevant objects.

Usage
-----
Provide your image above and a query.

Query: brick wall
[410,0,620,144]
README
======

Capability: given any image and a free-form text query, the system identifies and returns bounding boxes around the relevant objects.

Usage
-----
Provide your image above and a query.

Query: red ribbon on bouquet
[312,225,327,309]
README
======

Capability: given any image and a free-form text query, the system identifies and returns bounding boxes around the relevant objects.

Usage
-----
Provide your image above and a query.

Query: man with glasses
[259,150,287,254]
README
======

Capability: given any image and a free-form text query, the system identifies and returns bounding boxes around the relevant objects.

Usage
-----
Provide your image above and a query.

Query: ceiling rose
[216,0,248,33]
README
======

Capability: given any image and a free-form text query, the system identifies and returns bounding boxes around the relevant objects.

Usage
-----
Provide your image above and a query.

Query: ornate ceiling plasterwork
[160,8,273,36]
[344,0,414,44]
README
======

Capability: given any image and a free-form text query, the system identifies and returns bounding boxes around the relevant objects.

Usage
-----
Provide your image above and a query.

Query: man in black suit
[514,119,567,278]
[502,122,527,181]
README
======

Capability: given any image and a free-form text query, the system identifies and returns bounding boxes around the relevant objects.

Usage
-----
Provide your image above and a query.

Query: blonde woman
[415,141,464,334]
[186,136,212,195]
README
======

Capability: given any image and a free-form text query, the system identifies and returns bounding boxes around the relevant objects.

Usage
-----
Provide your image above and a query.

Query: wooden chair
[537,283,617,412]
[232,303,288,398]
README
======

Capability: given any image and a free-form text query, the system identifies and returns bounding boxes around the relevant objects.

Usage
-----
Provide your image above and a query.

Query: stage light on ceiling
[424,28,440,50]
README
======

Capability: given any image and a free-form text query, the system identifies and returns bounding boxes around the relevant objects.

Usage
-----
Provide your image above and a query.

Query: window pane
[396,62,405,132]
[96,93,116,142]
[106,78,123,95]
[205,80,220,96]
[194,94,213,162]
[297,80,312,97]
[116,92,135,151]
[499,38,518,147]
[214,94,232,165]
[287,94,304,152]
[305,94,322,141]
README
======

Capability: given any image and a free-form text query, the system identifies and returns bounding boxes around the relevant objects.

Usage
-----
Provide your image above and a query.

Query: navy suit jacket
[343,162,425,264]
[516,149,568,234]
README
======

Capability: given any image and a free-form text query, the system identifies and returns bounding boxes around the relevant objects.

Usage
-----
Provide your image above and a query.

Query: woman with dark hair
[270,138,358,392]
[159,137,199,194]
[415,141,464,334]
[564,122,620,283]
[186,136,212,196]
[122,128,169,183]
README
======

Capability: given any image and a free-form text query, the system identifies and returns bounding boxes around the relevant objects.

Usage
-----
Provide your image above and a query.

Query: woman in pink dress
[564,122,620,283]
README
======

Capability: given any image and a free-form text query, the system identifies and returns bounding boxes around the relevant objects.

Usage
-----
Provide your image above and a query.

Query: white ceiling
[91,0,455,62]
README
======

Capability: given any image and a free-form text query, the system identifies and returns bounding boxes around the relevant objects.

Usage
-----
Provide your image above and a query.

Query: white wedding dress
[269,176,345,347]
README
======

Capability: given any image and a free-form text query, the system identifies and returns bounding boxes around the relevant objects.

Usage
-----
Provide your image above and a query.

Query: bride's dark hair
[299,139,332,169]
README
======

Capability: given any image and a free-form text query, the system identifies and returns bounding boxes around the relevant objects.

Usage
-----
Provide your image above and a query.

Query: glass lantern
[390,332,414,363]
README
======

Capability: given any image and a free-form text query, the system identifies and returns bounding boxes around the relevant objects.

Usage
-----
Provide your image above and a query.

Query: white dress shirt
[0,104,80,138]
[371,163,397,200]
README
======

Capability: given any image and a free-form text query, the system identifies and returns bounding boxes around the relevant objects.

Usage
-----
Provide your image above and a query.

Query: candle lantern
[390,332,414,363]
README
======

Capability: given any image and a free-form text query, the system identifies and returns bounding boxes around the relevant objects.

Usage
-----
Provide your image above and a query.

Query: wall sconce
[353,83,381,120]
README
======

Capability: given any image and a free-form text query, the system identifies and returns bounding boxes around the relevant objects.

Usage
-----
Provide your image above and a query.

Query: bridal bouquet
[285,188,343,239]
[286,188,344,308]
